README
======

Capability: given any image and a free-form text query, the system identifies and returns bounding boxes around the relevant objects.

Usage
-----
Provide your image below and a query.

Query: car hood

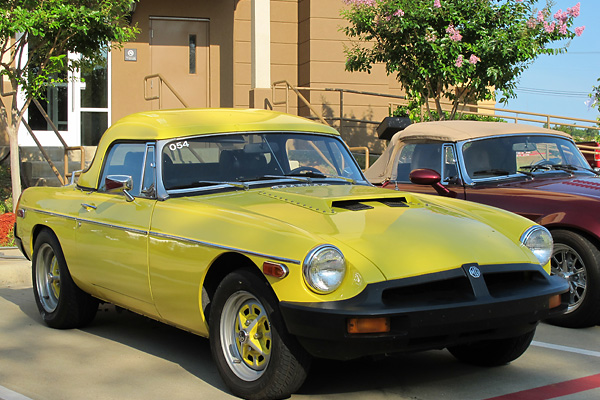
[175,184,538,282]
[519,175,600,200]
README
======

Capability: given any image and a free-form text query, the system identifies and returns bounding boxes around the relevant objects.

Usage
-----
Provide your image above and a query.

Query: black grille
[484,270,548,298]
[377,198,408,207]
[332,197,407,211]
[382,276,475,307]
[332,200,374,211]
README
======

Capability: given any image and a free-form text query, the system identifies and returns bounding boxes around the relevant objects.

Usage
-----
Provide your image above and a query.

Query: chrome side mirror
[105,175,135,202]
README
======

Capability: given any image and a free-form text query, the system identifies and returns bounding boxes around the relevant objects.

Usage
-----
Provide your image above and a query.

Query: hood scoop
[332,197,408,211]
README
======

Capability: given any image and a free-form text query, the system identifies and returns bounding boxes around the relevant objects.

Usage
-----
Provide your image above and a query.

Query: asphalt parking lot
[1,248,599,400]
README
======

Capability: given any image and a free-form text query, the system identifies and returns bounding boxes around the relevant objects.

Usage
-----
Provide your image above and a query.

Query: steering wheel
[289,166,322,175]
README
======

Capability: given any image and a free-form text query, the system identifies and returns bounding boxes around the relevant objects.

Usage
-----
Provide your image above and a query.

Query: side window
[395,143,416,182]
[442,144,459,184]
[99,143,148,197]
[395,142,444,183]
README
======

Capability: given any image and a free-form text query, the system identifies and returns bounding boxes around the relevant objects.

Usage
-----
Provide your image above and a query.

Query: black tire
[32,229,98,329]
[448,328,536,367]
[545,230,600,328]
[209,269,311,400]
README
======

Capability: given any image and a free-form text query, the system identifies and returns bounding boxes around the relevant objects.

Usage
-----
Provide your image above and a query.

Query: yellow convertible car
[15,109,567,400]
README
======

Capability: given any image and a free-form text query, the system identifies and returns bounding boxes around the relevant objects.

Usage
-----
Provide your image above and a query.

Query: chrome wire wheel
[35,242,61,313]
[220,290,272,382]
[551,243,587,313]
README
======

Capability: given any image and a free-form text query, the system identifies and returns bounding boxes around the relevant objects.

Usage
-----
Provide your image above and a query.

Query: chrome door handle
[81,203,97,211]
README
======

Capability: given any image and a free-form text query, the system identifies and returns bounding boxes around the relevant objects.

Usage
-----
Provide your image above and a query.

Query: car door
[75,142,159,316]
[392,142,466,199]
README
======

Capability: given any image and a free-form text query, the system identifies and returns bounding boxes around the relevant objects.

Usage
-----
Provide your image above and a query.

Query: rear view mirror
[513,143,537,152]
[105,175,135,202]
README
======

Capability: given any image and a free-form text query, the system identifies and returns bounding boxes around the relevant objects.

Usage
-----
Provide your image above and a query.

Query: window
[394,142,443,182]
[99,143,149,197]
[161,133,364,191]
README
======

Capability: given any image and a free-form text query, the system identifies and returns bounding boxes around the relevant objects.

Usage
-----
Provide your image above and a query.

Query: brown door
[150,17,209,109]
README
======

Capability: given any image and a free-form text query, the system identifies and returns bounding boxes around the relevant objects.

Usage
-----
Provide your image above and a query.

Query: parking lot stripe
[0,385,33,400]
[532,341,600,358]
[483,374,600,400]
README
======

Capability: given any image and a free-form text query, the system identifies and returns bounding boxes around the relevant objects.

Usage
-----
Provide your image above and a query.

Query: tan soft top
[365,120,572,183]
[389,120,571,145]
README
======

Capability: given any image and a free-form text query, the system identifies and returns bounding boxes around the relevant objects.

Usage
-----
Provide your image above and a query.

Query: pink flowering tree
[590,79,600,116]
[341,0,584,120]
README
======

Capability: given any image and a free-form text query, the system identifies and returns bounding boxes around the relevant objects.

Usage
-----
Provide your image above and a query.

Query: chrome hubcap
[551,243,586,313]
[35,243,61,313]
[220,291,272,381]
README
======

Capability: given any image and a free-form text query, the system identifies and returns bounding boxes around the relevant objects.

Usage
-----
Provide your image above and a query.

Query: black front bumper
[280,263,569,360]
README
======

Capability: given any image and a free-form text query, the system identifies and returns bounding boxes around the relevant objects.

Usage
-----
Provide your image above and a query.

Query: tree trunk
[7,123,20,212]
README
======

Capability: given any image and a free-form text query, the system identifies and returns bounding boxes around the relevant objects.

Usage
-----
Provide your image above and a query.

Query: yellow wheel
[32,230,98,329]
[209,269,311,400]
[222,291,272,380]
[35,242,61,313]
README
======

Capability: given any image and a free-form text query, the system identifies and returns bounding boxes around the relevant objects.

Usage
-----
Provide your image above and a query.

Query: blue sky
[496,0,599,127]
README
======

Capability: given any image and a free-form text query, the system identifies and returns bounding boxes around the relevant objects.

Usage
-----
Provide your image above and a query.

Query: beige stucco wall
[111,0,236,123]
[234,0,300,112]
[297,0,406,151]
[110,0,404,153]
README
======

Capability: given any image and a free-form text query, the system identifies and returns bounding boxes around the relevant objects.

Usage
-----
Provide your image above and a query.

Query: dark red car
[366,121,600,328]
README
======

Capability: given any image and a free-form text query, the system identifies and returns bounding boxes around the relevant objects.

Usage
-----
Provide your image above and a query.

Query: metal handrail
[22,99,86,185]
[272,80,329,126]
[272,81,599,135]
[349,146,370,170]
[144,73,189,109]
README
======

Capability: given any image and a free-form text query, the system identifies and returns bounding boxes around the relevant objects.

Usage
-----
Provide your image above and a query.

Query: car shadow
[2,286,595,399]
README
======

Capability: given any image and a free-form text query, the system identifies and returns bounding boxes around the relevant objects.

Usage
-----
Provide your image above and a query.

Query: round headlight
[303,245,346,294]
[520,226,553,266]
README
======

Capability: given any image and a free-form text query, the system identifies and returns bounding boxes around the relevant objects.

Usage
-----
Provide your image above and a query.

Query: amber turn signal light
[262,261,289,279]
[347,317,390,334]
[549,294,562,309]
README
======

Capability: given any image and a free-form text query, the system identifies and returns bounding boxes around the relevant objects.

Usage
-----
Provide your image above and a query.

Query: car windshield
[461,135,591,180]
[161,132,364,191]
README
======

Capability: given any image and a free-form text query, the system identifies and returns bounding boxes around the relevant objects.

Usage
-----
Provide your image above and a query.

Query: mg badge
[468,266,481,278]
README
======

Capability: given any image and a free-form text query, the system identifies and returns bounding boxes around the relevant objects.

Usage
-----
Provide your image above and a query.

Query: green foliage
[341,0,584,121]
[0,163,12,214]
[549,124,600,142]
[0,0,139,101]
[590,78,600,116]
[391,105,506,123]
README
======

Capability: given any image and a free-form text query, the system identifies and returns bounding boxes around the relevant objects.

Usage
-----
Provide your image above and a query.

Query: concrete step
[19,146,98,187]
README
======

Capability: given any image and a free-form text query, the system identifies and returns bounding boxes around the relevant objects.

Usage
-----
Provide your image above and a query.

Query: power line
[515,86,590,98]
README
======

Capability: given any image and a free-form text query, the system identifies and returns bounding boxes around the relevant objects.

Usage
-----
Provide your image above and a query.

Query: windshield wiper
[520,164,552,173]
[168,181,249,190]
[288,172,357,184]
[259,174,312,183]
[551,164,599,174]
[242,174,356,185]
[521,163,588,174]
[516,170,534,177]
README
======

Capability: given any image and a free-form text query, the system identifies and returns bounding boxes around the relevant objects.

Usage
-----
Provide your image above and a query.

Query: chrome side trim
[27,208,148,235]
[26,208,300,265]
[80,219,149,235]
[28,208,78,221]
[151,231,301,265]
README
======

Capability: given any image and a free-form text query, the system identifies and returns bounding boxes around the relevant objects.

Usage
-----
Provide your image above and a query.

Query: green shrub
[391,106,506,123]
